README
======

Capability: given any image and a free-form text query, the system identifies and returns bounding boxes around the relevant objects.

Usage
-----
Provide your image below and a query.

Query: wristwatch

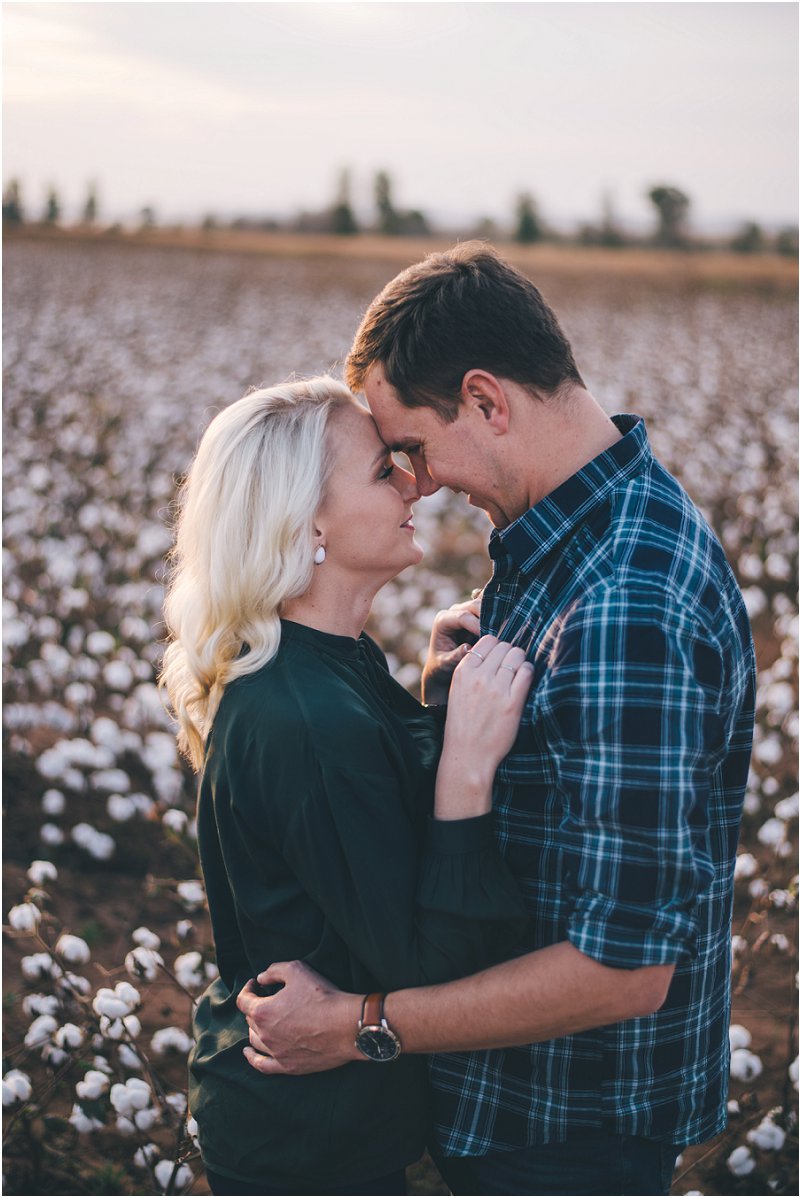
[354,992,402,1062]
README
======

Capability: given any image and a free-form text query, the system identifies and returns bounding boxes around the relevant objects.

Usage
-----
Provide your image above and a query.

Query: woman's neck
[281,579,378,641]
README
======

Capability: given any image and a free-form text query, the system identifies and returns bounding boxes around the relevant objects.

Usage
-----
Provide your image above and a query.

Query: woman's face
[316,403,423,585]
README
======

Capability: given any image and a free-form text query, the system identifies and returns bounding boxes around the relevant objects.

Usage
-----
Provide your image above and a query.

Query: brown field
[6,223,799,290]
[2,235,797,1196]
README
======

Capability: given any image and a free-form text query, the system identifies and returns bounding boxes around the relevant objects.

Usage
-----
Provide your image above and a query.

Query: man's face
[364,363,505,523]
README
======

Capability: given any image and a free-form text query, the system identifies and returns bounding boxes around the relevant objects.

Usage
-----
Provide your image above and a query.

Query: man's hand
[237,960,361,1075]
[421,597,482,705]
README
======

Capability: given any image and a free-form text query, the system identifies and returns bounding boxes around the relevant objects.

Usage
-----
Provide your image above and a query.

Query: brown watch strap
[362,992,384,1027]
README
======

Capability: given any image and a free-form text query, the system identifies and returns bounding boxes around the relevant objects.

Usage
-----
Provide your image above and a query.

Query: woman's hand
[421,598,482,704]
[434,635,534,820]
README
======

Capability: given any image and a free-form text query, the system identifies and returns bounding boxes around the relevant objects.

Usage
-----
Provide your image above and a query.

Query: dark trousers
[433,1134,681,1196]
[206,1165,408,1195]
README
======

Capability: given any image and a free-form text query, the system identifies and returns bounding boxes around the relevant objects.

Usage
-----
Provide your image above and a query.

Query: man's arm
[237,944,674,1075]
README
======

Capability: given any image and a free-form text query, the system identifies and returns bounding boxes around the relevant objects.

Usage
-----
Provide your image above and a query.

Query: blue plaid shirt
[430,415,755,1154]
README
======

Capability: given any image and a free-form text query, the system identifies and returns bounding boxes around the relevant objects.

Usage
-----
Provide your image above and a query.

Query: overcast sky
[4,1,798,232]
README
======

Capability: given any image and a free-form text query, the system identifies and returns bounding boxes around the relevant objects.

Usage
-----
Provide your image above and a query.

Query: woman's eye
[379,463,395,480]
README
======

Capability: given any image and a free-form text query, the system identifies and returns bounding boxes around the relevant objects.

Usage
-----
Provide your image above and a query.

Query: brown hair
[345,241,584,422]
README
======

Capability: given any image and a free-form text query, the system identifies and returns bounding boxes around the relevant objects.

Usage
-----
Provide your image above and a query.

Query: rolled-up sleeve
[538,582,725,968]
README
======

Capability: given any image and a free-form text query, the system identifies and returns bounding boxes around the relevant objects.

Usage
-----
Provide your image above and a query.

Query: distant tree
[514,192,542,244]
[43,185,61,225]
[375,170,401,236]
[330,169,359,235]
[398,208,430,237]
[730,221,764,254]
[647,185,690,247]
[201,214,218,232]
[82,182,99,225]
[775,227,798,258]
[470,216,499,241]
[2,179,24,224]
[139,206,156,230]
[599,191,625,247]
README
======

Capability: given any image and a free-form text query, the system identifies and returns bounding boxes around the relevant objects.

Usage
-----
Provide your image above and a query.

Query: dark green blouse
[189,619,527,1188]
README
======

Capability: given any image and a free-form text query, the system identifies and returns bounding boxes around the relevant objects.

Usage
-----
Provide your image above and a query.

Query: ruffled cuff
[418,816,529,922]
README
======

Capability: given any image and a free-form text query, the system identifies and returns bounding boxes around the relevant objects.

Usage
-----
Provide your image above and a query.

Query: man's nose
[412,461,440,497]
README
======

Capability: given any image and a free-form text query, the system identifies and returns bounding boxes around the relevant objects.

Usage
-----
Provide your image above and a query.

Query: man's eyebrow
[389,440,420,452]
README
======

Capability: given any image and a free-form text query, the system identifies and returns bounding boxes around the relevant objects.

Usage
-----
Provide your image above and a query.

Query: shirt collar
[492,415,652,576]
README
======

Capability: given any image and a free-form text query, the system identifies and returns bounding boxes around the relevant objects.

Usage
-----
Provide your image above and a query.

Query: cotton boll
[99,1013,142,1040]
[24,1013,57,1049]
[154,1160,192,1191]
[89,768,130,794]
[22,993,60,1017]
[2,1070,32,1106]
[757,817,787,849]
[733,853,758,880]
[118,1044,144,1071]
[27,859,57,885]
[41,789,65,815]
[134,1143,160,1169]
[729,1024,752,1051]
[173,951,205,990]
[125,946,163,981]
[748,878,769,899]
[103,661,134,692]
[770,934,790,951]
[93,988,133,1019]
[54,1023,85,1050]
[774,792,799,820]
[40,823,65,846]
[747,1116,786,1151]
[42,1043,69,1067]
[727,1146,756,1177]
[132,927,161,951]
[107,794,137,822]
[114,981,141,1009]
[8,903,42,933]
[151,1026,193,1055]
[75,1069,110,1100]
[134,1106,159,1131]
[186,1114,200,1147]
[162,808,188,834]
[789,1056,798,1091]
[176,880,205,911]
[742,588,767,619]
[110,1078,151,1116]
[727,1099,741,1116]
[165,1091,187,1115]
[21,952,59,981]
[85,631,116,657]
[730,1048,763,1081]
[175,920,193,940]
[68,1102,104,1133]
[60,971,91,996]
[56,934,91,964]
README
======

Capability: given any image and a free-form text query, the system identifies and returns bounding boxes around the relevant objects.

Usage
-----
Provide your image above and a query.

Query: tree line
[3,173,798,257]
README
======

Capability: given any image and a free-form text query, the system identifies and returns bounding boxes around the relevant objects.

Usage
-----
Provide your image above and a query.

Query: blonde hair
[160,376,355,769]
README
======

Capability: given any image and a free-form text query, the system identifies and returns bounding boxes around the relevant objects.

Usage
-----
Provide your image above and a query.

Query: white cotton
[733,853,758,880]
[21,952,59,981]
[151,1026,193,1055]
[774,792,799,820]
[93,988,133,1019]
[99,1013,142,1041]
[114,981,141,1009]
[757,817,787,848]
[54,1023,85,1050]
[22,993,59,1017]
[747,1116,786,1151]
[165,1091,187,1114]
[125,946,163,981]
[85,631,116,657]
[754,736,783,766]
[789,1056,799,1091]
[89,768,130,793]
[727,1099,741,1115]
[42,1043,69,1067]
[154,1160,192,1191]
[186,1114,200,1146]
[748,878,769,899]
[55,934,90,964]
[68,1102,104,1133]
[741,587,767,619]
[132,926,161,950]
[61,971,91,996]
[103,660,134,691]
[8,903,42,932]
[134,1106,159,1131]
[175,919,193,940]
[107,794,137,821]
[27,859,58,885]
[726,1146,756,1177]
[92,1055,113,1074]
[118,1044,144,1071]
[176,880,204,911]
[134,1143,160,1168]
[116,1114,137,1135]
[40,823,65,846]
[2,1070,32,1106]
[770,934,790,951]
[731,935,748,957]
[162,808,188,834]
[730,1048,763,1081]
[24,1014,57,1049]
[41,789,66,815]
[109,1077,151,1116]
[728,1024,752,1051]
[174,951,204,990]
[76,1069,110,1100]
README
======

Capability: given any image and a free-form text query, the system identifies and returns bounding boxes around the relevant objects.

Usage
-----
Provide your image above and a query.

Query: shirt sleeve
[537,582,726,969]
[234,732,527,994]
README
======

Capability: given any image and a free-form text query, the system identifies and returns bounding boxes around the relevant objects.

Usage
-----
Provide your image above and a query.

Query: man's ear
[460,369,510,435]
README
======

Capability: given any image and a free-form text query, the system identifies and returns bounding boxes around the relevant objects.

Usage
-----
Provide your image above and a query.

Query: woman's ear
[460,369,510,435]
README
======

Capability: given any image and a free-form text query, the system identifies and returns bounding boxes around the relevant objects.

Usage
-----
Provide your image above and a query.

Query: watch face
[356,1025,401,1062]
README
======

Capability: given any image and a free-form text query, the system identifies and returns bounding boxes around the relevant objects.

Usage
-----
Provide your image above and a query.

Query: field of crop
[2,236,798,1195]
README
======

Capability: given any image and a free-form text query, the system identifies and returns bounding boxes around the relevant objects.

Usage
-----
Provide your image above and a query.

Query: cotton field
[3,239,798,1195]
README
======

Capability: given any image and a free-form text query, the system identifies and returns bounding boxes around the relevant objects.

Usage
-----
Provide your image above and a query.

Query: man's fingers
[256,960,291,986]
[243,1046,288,1076]
[236,979,259,1015]
[247,1025,272,1055]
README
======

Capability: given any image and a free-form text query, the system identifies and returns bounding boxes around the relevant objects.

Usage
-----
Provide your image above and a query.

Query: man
[238,243,755,1196]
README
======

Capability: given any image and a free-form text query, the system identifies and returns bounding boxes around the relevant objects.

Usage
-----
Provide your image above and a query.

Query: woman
[160,377,532,1196]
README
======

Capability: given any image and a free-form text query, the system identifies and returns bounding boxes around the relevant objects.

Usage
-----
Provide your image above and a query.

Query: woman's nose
[395,465,421,501]
[411,460,440,497]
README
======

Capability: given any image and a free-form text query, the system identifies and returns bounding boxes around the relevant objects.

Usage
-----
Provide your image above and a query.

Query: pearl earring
[314,546,326,565]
